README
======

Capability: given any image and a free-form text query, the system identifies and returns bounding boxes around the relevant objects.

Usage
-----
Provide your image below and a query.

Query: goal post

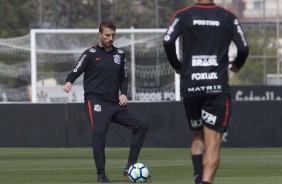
[30,28,181,103]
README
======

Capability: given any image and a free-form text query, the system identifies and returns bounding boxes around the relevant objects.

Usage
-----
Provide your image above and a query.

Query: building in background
[215,0,282,20]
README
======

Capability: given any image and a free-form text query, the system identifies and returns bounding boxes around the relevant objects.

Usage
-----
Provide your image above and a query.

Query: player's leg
[111,105,148,175]
[191,130,205,184]
[85,98,113,182]
[183,96,205,184]
[201,94,231,184]
[201,127,222,183]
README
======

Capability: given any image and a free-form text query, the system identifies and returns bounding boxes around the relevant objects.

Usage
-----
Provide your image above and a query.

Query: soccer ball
[128,163,149,183]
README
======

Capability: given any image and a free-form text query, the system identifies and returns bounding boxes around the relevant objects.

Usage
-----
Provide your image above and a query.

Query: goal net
[0,35,31,102]
[28,29,180,103]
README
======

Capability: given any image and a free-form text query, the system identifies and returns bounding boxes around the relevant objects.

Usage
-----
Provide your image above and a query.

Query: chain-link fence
[215,0,282,85]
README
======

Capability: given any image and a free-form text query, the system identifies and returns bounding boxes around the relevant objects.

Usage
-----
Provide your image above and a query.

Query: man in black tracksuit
[163,1,249,184]
[64,20,148,183]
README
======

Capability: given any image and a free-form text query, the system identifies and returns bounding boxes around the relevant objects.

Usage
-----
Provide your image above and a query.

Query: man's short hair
[99,20,116,33]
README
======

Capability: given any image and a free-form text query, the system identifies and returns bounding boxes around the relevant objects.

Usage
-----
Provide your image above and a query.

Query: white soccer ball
[128,163,149,183]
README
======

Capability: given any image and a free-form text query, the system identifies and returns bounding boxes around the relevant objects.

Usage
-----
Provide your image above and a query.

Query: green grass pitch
[1,148,282,184]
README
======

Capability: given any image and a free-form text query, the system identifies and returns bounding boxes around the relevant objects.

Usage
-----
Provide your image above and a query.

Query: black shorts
[182,94,231,133]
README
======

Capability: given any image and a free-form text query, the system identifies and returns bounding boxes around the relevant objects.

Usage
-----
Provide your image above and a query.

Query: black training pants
[85,96,148,174]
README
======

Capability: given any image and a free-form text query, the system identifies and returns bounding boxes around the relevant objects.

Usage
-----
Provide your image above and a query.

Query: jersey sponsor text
[234,19,248,47]
[191,72,218,80]
[192,55,218,67]
[187,85,222,93]
[202,109,217,125]
[193,20,220,26]
[73,54,87,72]
[164,18,180,41]
[190,119,203,128]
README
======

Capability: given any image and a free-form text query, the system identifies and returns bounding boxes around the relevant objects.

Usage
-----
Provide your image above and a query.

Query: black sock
[192,154,203,184]
[201,182,211,184]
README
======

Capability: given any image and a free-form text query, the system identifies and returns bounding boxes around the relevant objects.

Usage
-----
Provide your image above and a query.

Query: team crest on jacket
[89,48,96,53]
[94,104,101,112]
[113,54,121,64]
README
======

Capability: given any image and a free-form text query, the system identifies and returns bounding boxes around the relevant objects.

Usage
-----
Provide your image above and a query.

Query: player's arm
[230,16,249,73]
[119,53,128,106]
[163,13,182,73]
[63,51,90,93]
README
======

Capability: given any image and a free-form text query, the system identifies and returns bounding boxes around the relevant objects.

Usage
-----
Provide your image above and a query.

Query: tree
[1,0,279,86]
[0,0,195,37]
[0,0,32,37]
[22,0,99,29]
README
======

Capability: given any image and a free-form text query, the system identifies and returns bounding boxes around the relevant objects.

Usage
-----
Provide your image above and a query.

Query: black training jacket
[163,3,249,97]
[65,44,127,103]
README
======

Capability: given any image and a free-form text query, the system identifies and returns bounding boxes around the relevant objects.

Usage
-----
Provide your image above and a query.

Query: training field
[1,148,282,184]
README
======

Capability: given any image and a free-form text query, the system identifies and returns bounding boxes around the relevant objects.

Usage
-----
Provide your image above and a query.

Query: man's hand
[119,94,128,106]
[63,82,73,93]
[229,62,240,73]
